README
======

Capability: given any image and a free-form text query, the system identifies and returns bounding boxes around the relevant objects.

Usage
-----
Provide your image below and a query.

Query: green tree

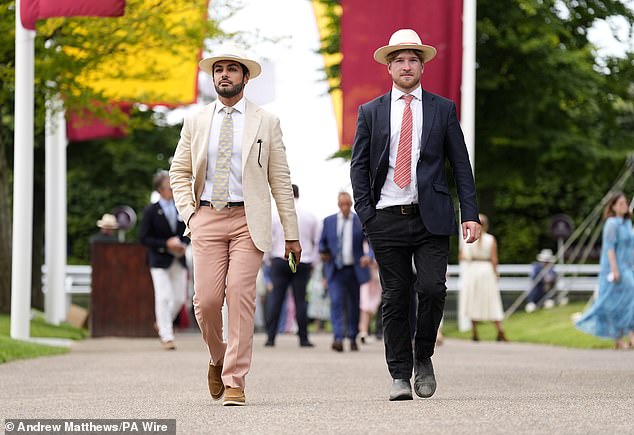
[0,0,226,313]
[67,110,182,264]
[475,0,634,261]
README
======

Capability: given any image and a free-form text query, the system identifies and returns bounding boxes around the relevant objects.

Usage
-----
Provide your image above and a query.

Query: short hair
[292,184,299,199]
[386,49,425,64]
[153,170,170,191]
[603,191,631,219]
[338,191,352,202]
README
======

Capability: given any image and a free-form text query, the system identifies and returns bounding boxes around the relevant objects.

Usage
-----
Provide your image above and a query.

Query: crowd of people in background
[93,188,634,354]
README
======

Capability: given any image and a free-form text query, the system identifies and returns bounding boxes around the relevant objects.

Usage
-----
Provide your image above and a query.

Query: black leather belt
[199,200,244,208]
[379,204,419,216]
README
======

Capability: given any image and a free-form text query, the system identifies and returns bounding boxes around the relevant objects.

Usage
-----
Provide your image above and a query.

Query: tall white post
[44,96,67,325]
[461,0,477,174]
[457,0,477,333]
[10,0,35,340]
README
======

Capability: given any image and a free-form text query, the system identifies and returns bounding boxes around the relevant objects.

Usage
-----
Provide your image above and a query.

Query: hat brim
[199,55,262,79]
[373,44,437,65]
[97,222,118,230]
[537,255,554,262]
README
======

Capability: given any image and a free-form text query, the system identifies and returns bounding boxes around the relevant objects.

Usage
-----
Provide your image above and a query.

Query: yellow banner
[45,0,210,106]
[311,0,343,144]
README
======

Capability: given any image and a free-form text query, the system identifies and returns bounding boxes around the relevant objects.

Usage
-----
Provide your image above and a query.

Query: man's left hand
[462,221,481,244]
[360,255,372,268]
[285,240,302,264]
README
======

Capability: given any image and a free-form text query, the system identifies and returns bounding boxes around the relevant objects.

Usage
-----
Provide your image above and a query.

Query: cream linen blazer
[169,100,299,252]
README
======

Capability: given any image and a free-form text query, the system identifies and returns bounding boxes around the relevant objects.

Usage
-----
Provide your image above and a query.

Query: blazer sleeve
[319,218,330,254]
[350,104,375,225]
[266,115,300,241]
[444,102,479,223]
[138,205,167,251]
[170,115,196,227]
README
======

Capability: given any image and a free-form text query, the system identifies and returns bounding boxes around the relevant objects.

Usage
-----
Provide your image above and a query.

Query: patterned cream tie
[393,94,414,188]
[211,106,234,210]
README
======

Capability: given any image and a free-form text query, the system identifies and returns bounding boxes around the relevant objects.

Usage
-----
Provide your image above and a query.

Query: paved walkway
[1,332,633,434]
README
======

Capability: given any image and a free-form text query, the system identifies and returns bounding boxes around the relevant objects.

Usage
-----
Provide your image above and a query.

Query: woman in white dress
[459,214,508,342]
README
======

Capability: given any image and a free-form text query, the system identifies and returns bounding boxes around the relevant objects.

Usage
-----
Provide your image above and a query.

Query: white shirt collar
[391,85,422,103]
[214,97,246,115]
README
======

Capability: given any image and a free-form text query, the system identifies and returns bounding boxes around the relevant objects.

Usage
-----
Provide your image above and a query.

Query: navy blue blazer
[319,213,370,285]
[139,202,189,269]
[350,89,479,236]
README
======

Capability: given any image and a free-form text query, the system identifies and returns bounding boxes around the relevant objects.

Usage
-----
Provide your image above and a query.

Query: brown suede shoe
[207,363,224,400]
[223,387,245,406]
[161,340,176,350]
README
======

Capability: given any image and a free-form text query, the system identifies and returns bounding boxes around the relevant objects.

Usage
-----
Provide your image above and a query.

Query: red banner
[21,0,125,30]
[340,0,463,147]
[66,103,130,142]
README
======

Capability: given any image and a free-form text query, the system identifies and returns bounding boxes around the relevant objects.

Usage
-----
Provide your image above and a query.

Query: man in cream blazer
[170,46,300,406]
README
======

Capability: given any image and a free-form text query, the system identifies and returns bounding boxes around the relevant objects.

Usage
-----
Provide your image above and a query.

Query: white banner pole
[10,0,35,340]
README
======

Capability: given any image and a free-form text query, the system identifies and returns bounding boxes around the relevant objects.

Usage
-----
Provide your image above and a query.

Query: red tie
[394,94,414,188]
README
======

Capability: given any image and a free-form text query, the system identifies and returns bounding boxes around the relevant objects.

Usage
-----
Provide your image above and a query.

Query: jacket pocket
[432,183,450,195]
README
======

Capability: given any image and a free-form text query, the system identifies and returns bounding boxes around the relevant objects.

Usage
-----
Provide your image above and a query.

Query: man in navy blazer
[350,29,481,401]
[319,192,371,352]
[139,171,190,350]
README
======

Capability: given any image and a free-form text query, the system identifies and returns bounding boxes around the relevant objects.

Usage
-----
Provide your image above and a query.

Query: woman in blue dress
[576,192,634,349]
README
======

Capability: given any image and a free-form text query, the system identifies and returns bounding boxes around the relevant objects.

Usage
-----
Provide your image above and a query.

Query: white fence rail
[43,263,600,297]
[446,263,599,293]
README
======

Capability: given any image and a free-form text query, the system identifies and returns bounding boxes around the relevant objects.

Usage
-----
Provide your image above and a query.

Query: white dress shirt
[376,85,423,209]
[337,212,354,266]
[269,200,322,264]
[201,98,246,202]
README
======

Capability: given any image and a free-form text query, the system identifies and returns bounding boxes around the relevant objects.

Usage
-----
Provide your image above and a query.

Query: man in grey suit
[350,29,481,401]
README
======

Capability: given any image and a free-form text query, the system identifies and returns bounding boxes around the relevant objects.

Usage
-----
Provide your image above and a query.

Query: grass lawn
[443,301,614,349]
[0,313,88,364]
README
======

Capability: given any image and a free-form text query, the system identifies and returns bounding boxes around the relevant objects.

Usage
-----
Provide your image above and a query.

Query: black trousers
[365,209,449,380]
[266,258,312,344]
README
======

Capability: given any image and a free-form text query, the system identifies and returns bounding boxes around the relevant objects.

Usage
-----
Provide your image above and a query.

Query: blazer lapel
[242,100,262,172]
[194,103,215,178]
[420,90,436,154]
[376,92,391,168]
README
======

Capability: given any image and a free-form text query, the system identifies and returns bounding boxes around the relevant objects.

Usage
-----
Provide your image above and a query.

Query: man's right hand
[320,252,331,263]
[166,236,185,256]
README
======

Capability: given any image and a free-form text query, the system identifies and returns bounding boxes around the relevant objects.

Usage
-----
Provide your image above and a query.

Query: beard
[393,75,420,91]
[215,81,244,98]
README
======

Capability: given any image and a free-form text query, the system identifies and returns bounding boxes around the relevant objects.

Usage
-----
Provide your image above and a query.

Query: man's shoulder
[360,92,390,110]
[143,202,160,215]
[324,213,337,223]
[423,89,454,107]
[245,100,278,121]
[181,103,213,125]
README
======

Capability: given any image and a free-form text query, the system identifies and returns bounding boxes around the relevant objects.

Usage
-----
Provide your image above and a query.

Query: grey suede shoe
[414,358,437,398]
[389,379,413,401]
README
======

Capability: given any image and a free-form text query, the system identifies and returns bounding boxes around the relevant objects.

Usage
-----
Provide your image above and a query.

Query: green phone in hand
[288,252,297,273]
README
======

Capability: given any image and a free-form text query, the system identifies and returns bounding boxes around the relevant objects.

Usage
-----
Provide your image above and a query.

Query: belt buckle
[400,205,407,215]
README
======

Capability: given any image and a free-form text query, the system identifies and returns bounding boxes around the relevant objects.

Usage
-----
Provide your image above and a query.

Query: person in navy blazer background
[139,171,189,350]
[319,192,371,352]
[350,29,481,401]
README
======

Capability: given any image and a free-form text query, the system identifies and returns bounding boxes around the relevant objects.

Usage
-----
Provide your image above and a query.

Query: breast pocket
[255,139,269,168]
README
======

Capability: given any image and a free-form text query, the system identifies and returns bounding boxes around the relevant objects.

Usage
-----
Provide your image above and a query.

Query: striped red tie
[394,94,414,188]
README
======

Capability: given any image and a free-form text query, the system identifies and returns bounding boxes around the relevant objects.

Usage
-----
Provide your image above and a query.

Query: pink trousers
[189,206,263,390]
